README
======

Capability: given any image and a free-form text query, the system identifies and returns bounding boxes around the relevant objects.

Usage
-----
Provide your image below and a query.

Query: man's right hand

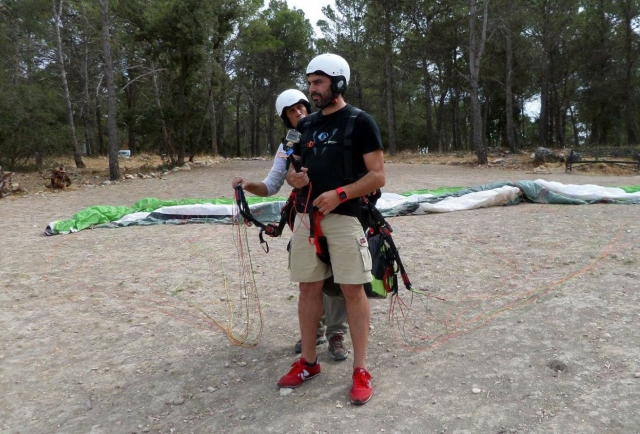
[287,167,310,189]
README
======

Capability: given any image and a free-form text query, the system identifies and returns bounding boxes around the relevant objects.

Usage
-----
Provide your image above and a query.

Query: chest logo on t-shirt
[312,128,339,146]
[307,128,340,158]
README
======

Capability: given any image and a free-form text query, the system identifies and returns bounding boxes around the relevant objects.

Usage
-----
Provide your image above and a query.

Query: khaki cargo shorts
[289,213,373,285]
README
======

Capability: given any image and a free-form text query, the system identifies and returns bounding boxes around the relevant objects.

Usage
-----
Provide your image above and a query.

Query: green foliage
[0,80,69,169]
[1,0,640,164]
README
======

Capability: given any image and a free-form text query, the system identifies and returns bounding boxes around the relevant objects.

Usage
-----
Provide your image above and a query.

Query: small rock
[547,359,567,372]
[279,388,293,396]
[472,388,482,394]
[634,373,640,378]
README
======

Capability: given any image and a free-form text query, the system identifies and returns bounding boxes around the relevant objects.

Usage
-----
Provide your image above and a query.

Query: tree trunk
[538,10,550,147]
[384,15,397,156]
[504,0,516,153]
[100,0,119,180]
[125,68,137,155]
[150,60,172,162]
[195,91,211,156]
[623,0,638,145]
[235,93,241,157]
[52,0,85,169]
[268,95,275,155]
[249,101,255,157]
[468,0,489,164]
[209,88,219,155]
[95,97,105,154]
[81,40,94,156]
[178,72,188,166]
[453,88,462,150]
[421,58,435,152]
[436,88,447,152]
[13,27,20,86]
[569,105,580,148]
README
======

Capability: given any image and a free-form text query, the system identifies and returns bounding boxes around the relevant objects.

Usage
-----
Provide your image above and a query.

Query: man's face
[285,103,308,128]
[308,73,333,109]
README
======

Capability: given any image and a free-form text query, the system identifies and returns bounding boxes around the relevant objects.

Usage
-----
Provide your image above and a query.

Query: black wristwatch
[335,187,348,203]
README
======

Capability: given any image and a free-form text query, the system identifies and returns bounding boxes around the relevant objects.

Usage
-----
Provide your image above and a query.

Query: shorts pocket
[356,235,372,272]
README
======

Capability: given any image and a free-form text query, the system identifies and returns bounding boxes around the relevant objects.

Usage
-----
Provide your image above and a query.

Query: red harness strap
[309,209,330,264]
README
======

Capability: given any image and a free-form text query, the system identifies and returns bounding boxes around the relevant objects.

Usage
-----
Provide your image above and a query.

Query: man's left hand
[313,190,341,215]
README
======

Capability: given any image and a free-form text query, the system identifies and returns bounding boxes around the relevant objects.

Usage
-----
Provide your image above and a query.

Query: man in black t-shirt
[277,53,385,406]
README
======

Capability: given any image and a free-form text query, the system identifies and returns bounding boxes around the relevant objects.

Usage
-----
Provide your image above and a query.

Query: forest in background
[1,0,639,178]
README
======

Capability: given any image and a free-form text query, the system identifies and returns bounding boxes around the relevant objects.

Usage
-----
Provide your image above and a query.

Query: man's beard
[311,89,334,109]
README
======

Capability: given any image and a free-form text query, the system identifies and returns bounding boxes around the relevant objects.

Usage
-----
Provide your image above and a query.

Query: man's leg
[279,213,332,388]
[299,281,325,363]
[324,293,349,360]
[294,309,327,354]
[341,283,373,405]
[340,284,369,369]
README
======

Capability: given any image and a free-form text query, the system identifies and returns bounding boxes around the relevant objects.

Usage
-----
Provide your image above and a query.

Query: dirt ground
[1,153,639,434]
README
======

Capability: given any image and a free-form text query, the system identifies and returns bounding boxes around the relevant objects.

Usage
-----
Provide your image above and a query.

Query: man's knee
[300,281,323,290]
[340,284,365,301]
[300,281,324,299]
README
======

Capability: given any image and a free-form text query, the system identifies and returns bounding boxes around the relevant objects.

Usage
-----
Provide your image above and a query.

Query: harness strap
[310,209,330,264]
[343,107,362,182]
[298,112,320,155]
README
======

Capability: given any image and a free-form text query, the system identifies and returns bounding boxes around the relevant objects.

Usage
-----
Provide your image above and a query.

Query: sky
[284,0,335,37]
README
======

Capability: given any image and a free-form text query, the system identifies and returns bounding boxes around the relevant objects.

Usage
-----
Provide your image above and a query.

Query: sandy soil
[1,154,639,434]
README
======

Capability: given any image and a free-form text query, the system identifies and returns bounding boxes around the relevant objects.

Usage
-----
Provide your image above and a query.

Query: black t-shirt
[293,104,383,216]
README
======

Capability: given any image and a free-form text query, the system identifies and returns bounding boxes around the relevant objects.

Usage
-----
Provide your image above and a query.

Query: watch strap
[335,187,348,203]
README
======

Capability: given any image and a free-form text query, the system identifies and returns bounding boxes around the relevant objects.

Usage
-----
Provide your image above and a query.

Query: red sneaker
[277,358,321,388]
[350,367,373,405]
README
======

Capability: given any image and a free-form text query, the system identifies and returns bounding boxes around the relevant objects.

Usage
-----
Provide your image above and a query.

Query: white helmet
[306,53,350,94]
[275,89,311,117]
[275,89,311,128]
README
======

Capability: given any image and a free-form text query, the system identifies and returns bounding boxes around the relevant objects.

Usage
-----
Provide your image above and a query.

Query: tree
[233,0,313,157]
[317,0,370,110]
[99,0,119,180]
[52,0,86,168]
[616,0,640,145]
[469,0,490,164]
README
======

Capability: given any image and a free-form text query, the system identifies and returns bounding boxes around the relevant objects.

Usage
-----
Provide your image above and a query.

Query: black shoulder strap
[343,107,362,182]
[298,111,320,165]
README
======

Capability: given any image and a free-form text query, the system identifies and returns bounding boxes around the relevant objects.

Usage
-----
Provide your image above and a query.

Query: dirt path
[1,160,639,434]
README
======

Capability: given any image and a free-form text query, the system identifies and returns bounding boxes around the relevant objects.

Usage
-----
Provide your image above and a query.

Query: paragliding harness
[234,185,297,253]
[296,107,412,298]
